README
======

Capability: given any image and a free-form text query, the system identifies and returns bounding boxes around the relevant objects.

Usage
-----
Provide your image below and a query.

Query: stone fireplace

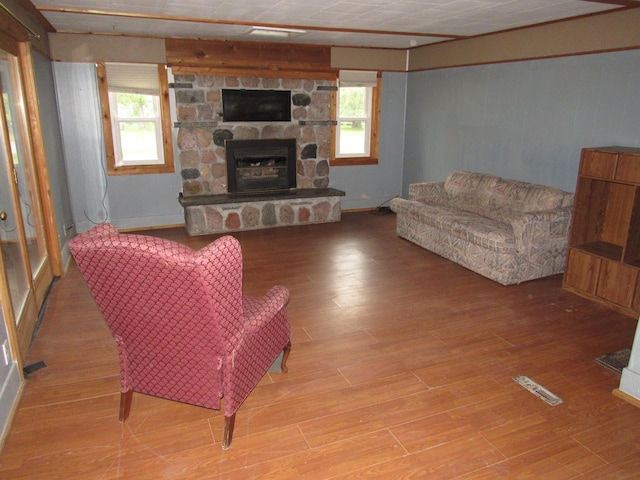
[173,73,344,235]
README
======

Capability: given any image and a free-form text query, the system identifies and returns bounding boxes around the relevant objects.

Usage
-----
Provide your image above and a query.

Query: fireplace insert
[225,138,297,195]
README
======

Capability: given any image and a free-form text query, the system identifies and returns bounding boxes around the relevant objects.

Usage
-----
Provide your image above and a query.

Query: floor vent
[513,375,563,406]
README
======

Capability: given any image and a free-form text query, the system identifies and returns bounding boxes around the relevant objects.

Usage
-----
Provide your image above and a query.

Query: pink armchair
[69,224,291,449]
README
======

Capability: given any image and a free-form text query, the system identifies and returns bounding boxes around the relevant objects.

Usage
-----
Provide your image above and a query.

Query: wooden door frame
[0,18,60,364]
[18,43,61,279]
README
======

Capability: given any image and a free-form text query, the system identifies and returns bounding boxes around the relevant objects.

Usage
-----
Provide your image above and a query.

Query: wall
[402,49,640,195]
[32,50,74,263]
[54,62,184,233]
[106,174,184,231]
[332,72,407,210]
[0,297,21,447]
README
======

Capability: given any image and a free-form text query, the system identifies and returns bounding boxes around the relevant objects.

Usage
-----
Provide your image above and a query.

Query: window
[98,62,174,175]
[332,70,380,166]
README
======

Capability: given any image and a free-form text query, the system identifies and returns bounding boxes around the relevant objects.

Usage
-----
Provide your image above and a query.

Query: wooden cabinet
[563,147,640,318]
[596,260,637,308]
[564,249,601,294]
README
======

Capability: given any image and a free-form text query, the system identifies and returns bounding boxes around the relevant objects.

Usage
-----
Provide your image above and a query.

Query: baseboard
[342,207,376,213]
[613,388,640,409]
[120,223,185,233]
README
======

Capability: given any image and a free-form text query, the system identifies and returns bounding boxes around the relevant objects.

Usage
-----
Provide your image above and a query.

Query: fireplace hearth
[225,138,297,195]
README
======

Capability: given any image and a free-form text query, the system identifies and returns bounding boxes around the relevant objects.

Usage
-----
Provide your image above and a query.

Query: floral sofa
[390,170,574,285]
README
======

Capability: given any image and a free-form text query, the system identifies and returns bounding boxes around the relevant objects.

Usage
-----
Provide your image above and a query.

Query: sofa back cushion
[444,170,499,216]
[484,178,574,223]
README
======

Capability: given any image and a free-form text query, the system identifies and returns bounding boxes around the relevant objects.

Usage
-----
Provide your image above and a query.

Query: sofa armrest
[509,207,573,251]
[408,181,446,203]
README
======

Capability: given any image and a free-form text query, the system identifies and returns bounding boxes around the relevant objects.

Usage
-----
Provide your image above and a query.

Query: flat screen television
[222,89,291,122]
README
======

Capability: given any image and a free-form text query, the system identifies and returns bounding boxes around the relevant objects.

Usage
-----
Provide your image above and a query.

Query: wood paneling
[166,38,335,76]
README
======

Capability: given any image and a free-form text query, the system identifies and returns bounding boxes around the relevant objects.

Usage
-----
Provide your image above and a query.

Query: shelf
[626,259,640,268]
[571,177,634,248]
[574,242,623,262]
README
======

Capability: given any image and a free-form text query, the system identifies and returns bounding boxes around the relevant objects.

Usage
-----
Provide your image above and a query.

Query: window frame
[97,62,175,175]
[108,90,164,167]
[331,73,380,167]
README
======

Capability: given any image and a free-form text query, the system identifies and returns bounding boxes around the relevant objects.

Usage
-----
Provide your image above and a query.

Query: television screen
[222,89,291,122]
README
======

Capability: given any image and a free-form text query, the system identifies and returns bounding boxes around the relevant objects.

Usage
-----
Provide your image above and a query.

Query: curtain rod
[0,2,41,41]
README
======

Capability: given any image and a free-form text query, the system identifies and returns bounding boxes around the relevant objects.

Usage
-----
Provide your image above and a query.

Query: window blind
[105,63,160,94]
[339,70,378,87]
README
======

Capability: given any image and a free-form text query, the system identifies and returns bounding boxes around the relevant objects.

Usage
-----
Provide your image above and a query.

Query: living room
[1,1,640,477]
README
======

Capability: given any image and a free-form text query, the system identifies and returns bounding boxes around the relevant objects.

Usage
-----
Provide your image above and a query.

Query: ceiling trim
[35,6,465,40]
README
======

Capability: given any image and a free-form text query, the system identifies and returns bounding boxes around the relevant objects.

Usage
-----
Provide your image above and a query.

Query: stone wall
[172,74,334,197]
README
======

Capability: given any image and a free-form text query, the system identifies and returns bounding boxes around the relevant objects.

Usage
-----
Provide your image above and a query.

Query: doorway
[0,46,54,364]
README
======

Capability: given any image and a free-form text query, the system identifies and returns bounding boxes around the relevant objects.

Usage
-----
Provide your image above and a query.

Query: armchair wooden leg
[222,413,236,450]
[119,390,133,422]
[281,340,292,373]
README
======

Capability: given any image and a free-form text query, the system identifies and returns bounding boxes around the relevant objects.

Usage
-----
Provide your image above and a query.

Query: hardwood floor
[2,211,640,479]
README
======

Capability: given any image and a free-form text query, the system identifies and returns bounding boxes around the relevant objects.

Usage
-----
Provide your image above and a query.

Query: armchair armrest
[408,181,446,204]
[243,285,290,332]
[509,207,573,251]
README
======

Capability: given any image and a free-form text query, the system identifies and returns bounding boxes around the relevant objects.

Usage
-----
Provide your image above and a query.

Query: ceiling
[29,0,639,49]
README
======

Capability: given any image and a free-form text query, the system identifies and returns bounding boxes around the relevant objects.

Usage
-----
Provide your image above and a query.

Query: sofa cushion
[402,201,516,254]
[444,170,499,217]
[483,178,572,223]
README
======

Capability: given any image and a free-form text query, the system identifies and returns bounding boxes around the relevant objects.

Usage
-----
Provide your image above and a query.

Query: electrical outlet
[360,193,368,199]
[2,340,10,365]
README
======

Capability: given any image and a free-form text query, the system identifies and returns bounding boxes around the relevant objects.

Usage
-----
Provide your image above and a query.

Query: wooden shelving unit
[563,146,640,318]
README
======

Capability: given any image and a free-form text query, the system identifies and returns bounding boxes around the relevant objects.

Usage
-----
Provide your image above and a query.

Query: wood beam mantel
[165,38,335,77]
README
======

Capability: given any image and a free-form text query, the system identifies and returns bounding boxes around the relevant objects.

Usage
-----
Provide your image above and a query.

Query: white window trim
[331,71,380,167]
[335,85,373,159]
[108,92,164,167]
